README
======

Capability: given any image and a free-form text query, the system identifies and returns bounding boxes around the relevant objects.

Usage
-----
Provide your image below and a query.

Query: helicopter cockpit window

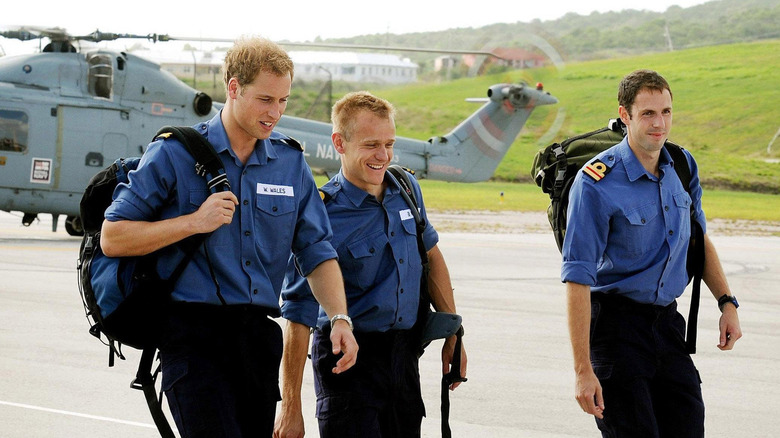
[87,54,113,99]
[0,110,29,153]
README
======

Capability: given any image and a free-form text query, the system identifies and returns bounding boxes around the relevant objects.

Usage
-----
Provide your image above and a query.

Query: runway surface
[1,211,778,437]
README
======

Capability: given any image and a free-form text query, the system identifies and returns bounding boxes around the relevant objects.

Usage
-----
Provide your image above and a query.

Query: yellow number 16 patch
[583,160,610,182]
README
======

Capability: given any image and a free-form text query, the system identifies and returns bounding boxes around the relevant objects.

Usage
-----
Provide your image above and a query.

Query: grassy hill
[375,39,780,194]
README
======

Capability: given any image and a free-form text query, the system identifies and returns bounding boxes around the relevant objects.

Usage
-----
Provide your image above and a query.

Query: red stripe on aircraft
[480,112,504,140]
[468,126,501,160]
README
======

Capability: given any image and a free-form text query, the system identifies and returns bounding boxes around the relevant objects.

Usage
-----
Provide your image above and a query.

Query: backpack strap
[131,348,175,438]
[665,142,705,354]
[387,164,465,438]
[155,126,231,193]
[387,165,428,284]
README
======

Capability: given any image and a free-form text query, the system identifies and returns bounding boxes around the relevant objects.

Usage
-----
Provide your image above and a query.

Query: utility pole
[664,22,674,51]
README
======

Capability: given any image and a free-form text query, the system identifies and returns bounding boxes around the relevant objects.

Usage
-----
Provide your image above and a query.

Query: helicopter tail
[424,83,557,182]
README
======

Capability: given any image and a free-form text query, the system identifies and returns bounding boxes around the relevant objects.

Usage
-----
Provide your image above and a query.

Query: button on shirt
[105,112,337,313]
[282,171,439,332]
[561,138,706,306]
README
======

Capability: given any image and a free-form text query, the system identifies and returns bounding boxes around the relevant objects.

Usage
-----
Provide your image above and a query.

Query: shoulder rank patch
[155,132,173,140]
[583,160,611,182]
[319,189,332,203]
[279,136,303,152]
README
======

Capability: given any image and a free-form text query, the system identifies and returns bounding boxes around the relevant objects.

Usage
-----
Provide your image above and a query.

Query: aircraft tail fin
[425,83,557,182]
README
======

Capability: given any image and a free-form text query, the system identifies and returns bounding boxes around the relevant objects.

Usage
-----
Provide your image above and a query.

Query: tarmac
[0,210,778,437]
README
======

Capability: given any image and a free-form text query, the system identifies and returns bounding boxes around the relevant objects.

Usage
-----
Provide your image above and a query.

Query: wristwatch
[330,314,354,331]
[717,294,739,312]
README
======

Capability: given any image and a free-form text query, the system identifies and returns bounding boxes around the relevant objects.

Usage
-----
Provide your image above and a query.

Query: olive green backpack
[531,118,705,353]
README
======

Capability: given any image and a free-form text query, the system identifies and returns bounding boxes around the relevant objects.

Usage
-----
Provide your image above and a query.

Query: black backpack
[77,125,229,437]
[531,120,705,353]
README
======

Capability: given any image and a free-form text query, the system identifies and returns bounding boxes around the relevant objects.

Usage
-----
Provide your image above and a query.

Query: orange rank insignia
[583,160,610,182]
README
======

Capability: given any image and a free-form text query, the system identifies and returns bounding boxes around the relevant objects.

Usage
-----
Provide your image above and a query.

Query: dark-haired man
[562,69,742,437]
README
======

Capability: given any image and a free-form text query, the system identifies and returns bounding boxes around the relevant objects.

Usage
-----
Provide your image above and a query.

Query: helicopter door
[56,105,130,194]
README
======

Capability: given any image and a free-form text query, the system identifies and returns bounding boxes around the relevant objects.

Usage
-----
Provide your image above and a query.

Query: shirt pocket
[622,202,660,255]
[189,190,228,246]
[401,216,418,236]
[673,191,692,241]
[344,230,389,291]
[188,190,210,214]
[255,193,296,250]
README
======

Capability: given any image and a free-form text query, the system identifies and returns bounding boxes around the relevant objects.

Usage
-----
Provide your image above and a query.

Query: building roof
[290,51,417,67]
[132,49,417,68]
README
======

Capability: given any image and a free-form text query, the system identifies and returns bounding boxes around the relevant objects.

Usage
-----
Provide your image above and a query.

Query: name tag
[399,209,414,221]
[257,183,294,197]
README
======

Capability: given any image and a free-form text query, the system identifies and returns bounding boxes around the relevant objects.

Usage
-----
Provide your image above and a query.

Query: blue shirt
[281,170,439,332]
[561,137,707,306]
[105,111,337,314]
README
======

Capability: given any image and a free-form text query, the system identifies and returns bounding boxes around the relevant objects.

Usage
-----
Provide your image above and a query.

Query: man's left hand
[330,321,358,373]
[718,305,742,350]
[442,335,467,390]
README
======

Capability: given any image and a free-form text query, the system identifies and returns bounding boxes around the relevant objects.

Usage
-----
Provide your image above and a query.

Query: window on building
[0,109,29,153]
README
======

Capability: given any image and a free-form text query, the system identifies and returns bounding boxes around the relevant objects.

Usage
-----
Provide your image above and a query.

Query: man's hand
[273,405,305,438]
[718,304,742,350]
[575,368,605,419]
[442,335,467,390]
[191,191,238,233]
[330,320,358,374]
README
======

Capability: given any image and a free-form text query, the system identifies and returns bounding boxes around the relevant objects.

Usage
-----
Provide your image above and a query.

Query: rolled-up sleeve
[561,174,610,285]
[281,255,321,327]
[291,159,338,277]
[105,141,175,222]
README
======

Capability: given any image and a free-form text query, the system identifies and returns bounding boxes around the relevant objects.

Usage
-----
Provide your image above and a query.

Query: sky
[1,0,711,55]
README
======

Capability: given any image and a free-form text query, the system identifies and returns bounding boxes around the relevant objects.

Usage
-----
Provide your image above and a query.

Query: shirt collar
[207,110,277,166]
[332,170,401,208]
[618,137,673,182]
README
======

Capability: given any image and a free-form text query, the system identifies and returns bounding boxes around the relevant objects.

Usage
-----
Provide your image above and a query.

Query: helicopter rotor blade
[157,35,505,59]
[1,27,505,60]
[0,25,69,42]
[71,30,171,43]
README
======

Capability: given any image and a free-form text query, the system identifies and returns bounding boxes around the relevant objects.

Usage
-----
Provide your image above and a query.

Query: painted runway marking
[0,400,156,429]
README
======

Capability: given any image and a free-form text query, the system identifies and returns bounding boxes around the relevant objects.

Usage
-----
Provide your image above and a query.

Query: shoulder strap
[387,164,429,289]
[155,126,230,192]
[131,349,175,438]
[388,164,464,438]
[665,141,692,195]
[387,165,424,229]
[664,141,705,354]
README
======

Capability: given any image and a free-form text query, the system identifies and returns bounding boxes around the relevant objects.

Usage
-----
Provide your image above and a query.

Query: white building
[134,49,418,85]
[290,51,418,84]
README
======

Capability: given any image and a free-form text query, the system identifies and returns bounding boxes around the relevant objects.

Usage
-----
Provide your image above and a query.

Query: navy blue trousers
[590,293,704,438]
[312,326,425,438]
[159,303,283,438]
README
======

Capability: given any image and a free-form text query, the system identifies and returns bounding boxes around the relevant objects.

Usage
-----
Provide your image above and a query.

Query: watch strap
[717,294,738,312]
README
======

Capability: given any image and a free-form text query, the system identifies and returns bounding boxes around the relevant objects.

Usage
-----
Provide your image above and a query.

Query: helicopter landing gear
[22,213,38,226]
[65,215,84,236]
